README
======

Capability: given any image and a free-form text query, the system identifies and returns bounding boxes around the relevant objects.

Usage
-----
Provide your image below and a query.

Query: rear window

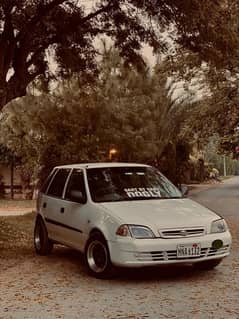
[47,169,70,198]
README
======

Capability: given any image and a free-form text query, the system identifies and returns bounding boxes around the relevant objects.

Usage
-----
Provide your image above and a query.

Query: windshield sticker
[124,187,161,198]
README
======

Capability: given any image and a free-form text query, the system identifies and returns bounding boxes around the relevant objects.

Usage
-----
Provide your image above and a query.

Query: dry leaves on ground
[0,212,35,269]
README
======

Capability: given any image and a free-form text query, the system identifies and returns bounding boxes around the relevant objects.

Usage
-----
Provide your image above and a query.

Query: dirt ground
[0,212,238,319]
[0,181,239,319]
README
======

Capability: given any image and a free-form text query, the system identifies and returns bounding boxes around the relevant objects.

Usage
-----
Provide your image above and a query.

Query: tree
[0,144,19,198]
[0,51,198,185]
[0,0,238,110]
[175,58,239,157]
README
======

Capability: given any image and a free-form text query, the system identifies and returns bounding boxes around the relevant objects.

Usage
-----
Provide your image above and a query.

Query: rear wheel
[34,217,53,255]
[194,259,222,270]
[85,232,114,278]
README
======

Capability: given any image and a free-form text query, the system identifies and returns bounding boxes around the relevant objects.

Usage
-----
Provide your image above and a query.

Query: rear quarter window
[40,169,56,194]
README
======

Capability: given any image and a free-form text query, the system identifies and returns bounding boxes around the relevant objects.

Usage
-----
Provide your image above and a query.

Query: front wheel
[194,259,222,270]
[34,217,53,255]
[85,233,115,278]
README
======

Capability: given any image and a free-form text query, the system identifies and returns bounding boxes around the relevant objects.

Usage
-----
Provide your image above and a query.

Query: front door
[58,169,88,251]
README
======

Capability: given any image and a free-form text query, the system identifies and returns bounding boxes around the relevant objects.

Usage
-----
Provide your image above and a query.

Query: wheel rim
[34,223,42,250]
[87,240,108,273]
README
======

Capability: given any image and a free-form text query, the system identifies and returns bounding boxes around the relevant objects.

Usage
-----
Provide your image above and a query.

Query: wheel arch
[84,227,110,252]
[36,213,43,221]
[35,213,46,226]
[88,228,108,242]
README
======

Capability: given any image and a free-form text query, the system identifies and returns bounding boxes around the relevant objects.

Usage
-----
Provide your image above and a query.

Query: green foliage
[204,136,239,175]
[170,46,239,155]
[3,44,239,186]
[0,144,15,165]
[0,52,195,185]
[205,153,239,176]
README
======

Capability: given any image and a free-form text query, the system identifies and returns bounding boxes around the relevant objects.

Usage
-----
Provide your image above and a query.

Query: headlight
[211,219,227,233]
[116,224,155,238]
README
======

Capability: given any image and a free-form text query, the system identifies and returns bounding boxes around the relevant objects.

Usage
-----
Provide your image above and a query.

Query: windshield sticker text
[124,187,161,198]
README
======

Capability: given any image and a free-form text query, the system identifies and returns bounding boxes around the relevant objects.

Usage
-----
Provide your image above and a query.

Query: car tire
[85,232,115,279]
[194,258,223,270]
[34,217,53,255]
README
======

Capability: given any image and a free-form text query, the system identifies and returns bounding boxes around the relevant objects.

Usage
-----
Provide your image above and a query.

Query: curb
[0,209,34,216]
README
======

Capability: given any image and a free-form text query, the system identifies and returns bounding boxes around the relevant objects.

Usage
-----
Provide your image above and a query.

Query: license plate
[177,243,201,258]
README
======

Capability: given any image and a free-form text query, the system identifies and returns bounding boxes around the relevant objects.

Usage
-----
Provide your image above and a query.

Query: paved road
[0,178,239,319]
[190,176,239,218]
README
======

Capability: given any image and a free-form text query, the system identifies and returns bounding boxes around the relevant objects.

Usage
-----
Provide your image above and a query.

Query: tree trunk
[10,156,14,200]
[0,78,8,110]
[0,76,28,111]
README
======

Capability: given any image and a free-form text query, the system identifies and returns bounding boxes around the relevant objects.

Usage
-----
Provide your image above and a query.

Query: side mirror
[179,184,189,197]
[69,190,86,203]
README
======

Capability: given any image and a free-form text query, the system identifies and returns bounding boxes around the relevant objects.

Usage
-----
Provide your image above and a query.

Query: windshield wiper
[96,196,182,203]
[127,196,182,200]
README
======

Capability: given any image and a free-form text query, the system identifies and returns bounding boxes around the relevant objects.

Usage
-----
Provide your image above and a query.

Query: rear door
[43,168,71,243]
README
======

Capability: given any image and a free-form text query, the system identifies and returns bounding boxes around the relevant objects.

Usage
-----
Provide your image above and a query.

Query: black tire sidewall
[34,217,52,255]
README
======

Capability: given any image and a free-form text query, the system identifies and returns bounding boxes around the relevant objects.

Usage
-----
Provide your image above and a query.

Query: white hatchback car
[34,163,232,278]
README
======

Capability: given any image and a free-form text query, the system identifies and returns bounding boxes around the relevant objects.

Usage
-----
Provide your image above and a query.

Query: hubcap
[87,240,108,273]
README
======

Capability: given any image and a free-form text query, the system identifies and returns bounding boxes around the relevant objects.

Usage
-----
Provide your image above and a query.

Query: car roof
[55,162,150,170]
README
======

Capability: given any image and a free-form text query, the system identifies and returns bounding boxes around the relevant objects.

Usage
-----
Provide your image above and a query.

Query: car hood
[100,198,219,229]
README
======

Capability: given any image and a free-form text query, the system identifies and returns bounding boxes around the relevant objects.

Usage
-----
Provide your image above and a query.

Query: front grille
[134,245,230,262]
[159,227,205,238]
[135,251,165,261]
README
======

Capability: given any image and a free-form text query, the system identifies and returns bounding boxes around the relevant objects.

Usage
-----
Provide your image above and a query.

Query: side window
[47,169,70,198]
[41,169,56,194]
[65,169,87,203]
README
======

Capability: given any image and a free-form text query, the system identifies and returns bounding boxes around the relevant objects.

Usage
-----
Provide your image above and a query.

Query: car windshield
[86,166,182,203]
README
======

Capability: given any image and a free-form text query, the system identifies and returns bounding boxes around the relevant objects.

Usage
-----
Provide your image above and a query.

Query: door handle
[60,207,65,213]
[43,202,47,208]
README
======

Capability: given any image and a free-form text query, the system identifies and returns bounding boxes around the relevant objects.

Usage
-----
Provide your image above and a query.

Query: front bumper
[108,231,232,267]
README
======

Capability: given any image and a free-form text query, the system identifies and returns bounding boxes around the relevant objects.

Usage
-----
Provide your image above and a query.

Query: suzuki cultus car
[34,163,231,278]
